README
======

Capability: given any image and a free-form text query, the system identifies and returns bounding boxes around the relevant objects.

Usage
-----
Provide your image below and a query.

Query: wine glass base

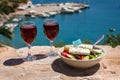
[46,52,58,57]
[23,55,36,61]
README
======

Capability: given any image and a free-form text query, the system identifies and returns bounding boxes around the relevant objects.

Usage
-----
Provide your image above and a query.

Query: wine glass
[20,21,37,61]
[43,19,59,57]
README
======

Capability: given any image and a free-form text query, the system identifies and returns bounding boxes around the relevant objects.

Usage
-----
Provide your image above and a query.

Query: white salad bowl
[58,46,105,68]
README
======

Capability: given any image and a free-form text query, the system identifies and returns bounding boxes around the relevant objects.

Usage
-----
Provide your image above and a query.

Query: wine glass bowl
[43,19,59,41]
[20,21,37,61]
[43,19,59,57]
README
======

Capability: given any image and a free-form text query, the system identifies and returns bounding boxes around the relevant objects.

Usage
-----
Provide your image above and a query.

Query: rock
[0,45,120,80]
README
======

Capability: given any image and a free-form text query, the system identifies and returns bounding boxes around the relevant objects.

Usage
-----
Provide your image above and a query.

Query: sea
[0,0,120,49]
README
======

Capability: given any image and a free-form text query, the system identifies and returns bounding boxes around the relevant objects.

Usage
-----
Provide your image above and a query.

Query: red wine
[20,25,37,44]
[43,22,59,40]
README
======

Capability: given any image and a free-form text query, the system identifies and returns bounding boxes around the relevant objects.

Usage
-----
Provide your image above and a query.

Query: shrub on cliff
[104,33,120,48]
[0,27,13,39]
[0,0,27,14]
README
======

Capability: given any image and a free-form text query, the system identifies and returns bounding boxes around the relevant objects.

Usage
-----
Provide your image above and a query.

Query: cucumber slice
[83,56,89,60]
[66,54,77,60]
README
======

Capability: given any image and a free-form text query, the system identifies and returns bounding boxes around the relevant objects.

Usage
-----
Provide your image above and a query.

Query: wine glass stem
[23,44,36,61]
[50,40,54,52]
[48,40,58,57]
[28,44,31,56]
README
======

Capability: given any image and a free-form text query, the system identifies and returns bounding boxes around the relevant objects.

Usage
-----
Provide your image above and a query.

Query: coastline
[13,2,89,17]
[0,2,89,32]
[1,0,120,48]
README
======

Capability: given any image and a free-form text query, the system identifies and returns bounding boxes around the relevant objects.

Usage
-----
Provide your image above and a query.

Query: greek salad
[61,44,104,60]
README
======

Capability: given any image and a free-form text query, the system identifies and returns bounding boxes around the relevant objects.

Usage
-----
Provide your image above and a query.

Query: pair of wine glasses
[20,19,59,61]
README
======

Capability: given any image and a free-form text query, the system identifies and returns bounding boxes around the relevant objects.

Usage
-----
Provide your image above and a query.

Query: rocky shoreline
[14,2,89,18]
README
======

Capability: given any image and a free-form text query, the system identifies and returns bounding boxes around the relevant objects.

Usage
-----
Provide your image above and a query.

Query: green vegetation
[104,33,120,48]
[0,0,27,46]
[9,0,27,3]
[82,40,92,44]
[0,41,12,47]
[54,40,93,47]
[54,33,120,48]
[0,26,13,39]
[0,0,27,14]
[0,26,13,47]
[54,41,66,47]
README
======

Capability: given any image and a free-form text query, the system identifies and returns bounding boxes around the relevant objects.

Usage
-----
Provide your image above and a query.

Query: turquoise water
[0,0,120,48]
